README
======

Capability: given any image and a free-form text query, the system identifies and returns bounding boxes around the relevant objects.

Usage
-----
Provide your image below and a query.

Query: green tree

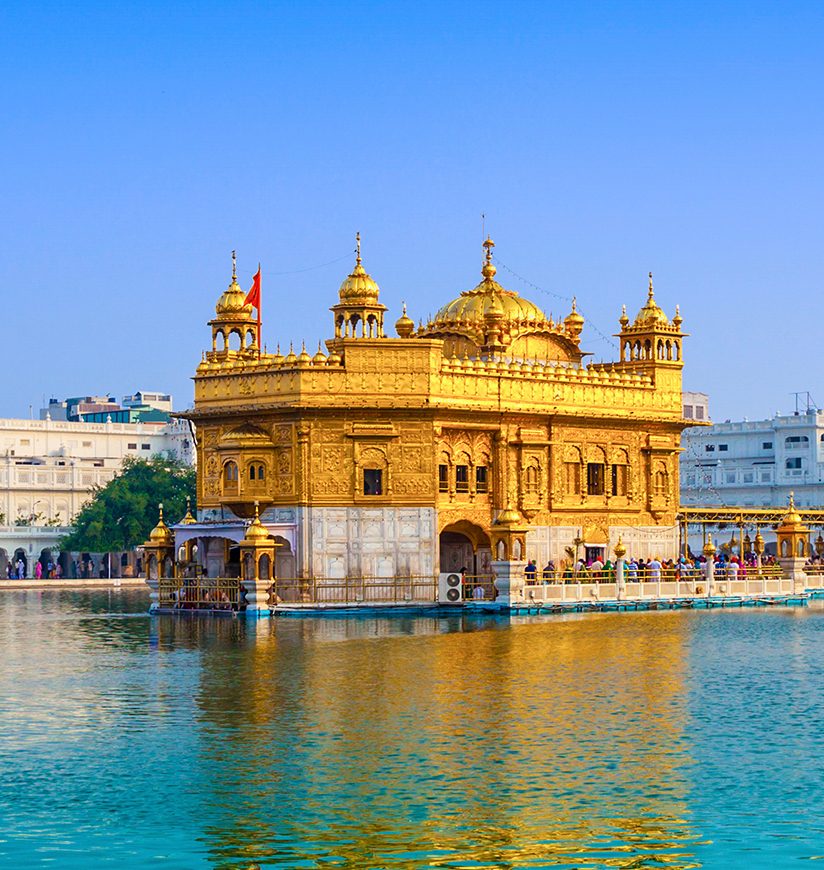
[61,456,196,552]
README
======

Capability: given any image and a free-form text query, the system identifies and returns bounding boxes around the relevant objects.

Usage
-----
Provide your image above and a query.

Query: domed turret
[616,272,686,368]
[207,252,259,362]
[330,233,388,340]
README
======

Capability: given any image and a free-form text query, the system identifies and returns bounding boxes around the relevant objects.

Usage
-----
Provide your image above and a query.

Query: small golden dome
[148,504,174,545]
[494,504,522,525]
[284,343,298,365]
[297,342,312,366]
[312,342,328,365]
[619,304,629,329]
[272,344,285,365]
[215,277,253,318]
[179,497,197,525]
[327,348,342,365]
[703,533,716,556]
[564,297,585,337]
[633,273,670,327]
[243,503,271,543]
[338,232,380,303]
[614,536,627,559]
[781,492,804,526]
[214,254,253,319]
[672,304,683,328]
[395,302,415,338]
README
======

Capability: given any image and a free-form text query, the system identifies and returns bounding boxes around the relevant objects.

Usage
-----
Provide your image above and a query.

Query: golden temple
[172,235,691,586]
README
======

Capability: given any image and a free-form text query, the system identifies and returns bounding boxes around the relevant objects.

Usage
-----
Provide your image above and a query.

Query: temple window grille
[438,464,449,493]
[587,463,605,496]
[475,465,488,493]
[565,462,581,495]
[456,465,469,493]
[363,468,383,496]
[611,463,628,496]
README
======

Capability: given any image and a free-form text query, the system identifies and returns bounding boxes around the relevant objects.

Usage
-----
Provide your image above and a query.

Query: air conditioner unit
[438,572,463,604]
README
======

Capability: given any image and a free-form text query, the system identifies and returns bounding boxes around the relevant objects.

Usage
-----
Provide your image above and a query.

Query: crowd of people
[523,551,783,584]
[2,557,111,580]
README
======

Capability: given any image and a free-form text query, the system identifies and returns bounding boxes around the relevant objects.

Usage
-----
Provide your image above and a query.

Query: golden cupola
[329,233,388,342]
[617,272,686,367]
[395,302,415,338]
[208,251,259,360]
[563,298,585,339]
[148,503,174,546]
[420,237,584,364]
[633,273,670,327]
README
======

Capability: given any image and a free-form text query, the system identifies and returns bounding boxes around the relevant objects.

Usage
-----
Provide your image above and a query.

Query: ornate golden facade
[179,237,691,579]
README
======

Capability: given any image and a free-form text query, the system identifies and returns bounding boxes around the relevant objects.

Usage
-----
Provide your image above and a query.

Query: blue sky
[1,1,822,421]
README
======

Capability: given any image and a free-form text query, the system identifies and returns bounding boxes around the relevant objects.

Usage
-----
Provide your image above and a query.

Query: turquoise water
[0,590,823,868]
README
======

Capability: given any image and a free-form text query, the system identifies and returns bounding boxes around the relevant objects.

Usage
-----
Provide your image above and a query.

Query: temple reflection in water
[152,612,701,867]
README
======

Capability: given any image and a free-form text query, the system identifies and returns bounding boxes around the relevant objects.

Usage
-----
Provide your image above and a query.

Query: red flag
[245,266,261,309]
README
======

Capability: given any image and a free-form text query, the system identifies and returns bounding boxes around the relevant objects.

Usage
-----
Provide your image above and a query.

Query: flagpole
[257,261,262,359]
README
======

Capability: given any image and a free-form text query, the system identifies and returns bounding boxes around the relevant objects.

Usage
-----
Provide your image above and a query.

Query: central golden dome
[432,238,549,326]
[421,237,584,364]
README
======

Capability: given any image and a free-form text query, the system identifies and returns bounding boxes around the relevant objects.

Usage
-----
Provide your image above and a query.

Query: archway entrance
[13,549,28,578]
[439,521,492,577]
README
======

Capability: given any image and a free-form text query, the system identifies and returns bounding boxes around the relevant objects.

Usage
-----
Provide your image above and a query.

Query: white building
[0,416,193,577]
[680,409,824,509]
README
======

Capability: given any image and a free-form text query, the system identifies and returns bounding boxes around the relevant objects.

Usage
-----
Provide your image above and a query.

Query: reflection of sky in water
[0,592,822,867]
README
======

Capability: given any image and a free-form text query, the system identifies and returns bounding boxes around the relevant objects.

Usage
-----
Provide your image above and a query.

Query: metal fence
[270,576,437,605]
[158,576,241,611]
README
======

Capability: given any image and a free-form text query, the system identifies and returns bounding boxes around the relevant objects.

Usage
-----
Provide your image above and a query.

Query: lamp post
[614,536,627,601]
[573,531,583,568]
[703,534,716,597]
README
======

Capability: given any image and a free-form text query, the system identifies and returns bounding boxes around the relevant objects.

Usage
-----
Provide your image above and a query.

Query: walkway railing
[270,576,437,605]
[158,576,241,611]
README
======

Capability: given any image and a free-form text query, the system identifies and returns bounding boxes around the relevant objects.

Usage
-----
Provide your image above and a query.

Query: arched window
[223,461,239,492]
[257,464,265,480]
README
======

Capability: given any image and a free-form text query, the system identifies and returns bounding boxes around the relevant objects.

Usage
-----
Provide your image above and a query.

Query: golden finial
[789,490,795,511]
[571,296,577,311]
[648,271,654,299]
[254,500,260,520]
[355,231,361,266]
[402,301,407,316]
[158,502,164,519]
[232,250,237,280]
[481,236,496,280]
